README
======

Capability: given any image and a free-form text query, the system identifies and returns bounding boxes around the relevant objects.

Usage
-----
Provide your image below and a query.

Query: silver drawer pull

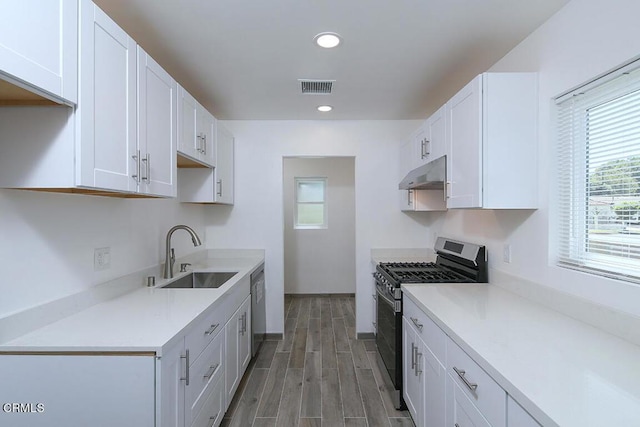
[453,366,478,392]
[208,412,219,427]
[415,351,422,376]
[205,323,219,336]
[411,342,416,369]
[410,317,423,331]
[203,363,220,380]
[180,349,190,386]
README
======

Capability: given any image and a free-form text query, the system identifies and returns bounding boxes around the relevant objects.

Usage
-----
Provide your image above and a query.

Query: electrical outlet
[94,247,111,271]
[503,244,512,264]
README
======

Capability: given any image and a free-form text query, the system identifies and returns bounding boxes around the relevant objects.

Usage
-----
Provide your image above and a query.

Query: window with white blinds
[556,61,640,283]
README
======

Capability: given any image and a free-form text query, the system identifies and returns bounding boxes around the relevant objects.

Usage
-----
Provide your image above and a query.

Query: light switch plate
[94,247,111,271]
[503,244,512,263]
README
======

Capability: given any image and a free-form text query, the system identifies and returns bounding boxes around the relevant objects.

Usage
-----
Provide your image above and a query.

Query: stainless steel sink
[162,272,237,289]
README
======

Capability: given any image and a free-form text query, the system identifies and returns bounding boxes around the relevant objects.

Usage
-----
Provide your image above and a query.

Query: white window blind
[557,61,640,283]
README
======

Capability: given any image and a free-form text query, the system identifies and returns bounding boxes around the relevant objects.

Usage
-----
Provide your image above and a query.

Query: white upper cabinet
[137,46,177,197]
[215,123,235,204]
[426,104,447,163]
[177,122,234,205]
[77,0,137,193]
[177,84,216,168]
[0,0,78,104]
[446,73,538,209]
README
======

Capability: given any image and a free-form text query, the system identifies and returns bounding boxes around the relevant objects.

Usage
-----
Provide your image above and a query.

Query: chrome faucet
[163,225,202,279]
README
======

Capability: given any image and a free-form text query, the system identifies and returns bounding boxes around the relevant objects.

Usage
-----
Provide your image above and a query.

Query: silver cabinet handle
[411,342,416,370]
[217,179,223,197]
[238,315,243,335]
[203,363,220,380]
[410,317,423,331]
[141,153,150,182]
[204,323,219,336]
[131,150,141,182]
[208,413,219,427]
[180,349,190,386]
[453,367,478,392]
[424,139,431,156]
[421,139,426,159]
[196,134,203,153]
[407,189,413,206]
[202,134,207,155]
[415,351,422,376]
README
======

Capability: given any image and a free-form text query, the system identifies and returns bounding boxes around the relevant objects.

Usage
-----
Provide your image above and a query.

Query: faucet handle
[180,263,191,273]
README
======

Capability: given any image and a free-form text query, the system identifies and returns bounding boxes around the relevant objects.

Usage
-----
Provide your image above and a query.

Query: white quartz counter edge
[402,283,640,427]
[0,255,264,355]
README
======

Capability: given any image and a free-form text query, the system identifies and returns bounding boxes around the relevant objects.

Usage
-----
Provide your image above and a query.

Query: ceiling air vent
[299,79,335,95]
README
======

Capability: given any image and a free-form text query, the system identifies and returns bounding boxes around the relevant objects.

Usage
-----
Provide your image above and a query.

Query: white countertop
[402,283,640,427]
[0,253,264,354]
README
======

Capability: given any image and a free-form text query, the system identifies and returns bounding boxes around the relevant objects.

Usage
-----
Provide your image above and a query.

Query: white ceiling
[94,0,569,120]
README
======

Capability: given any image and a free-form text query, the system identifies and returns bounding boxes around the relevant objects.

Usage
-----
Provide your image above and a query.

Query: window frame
[294,177,328,230]
[555,58,640,284]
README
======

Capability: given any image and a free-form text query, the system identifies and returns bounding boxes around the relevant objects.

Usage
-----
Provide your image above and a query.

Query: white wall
[0,189,206,318]
[204,120,437,334]
[283,157,355,294]
[430,0,640,317]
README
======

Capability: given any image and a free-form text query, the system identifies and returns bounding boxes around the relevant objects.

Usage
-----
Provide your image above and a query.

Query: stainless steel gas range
[373,237,488,409]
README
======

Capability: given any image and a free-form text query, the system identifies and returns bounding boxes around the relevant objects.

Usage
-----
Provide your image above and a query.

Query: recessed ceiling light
[314,32,341,48]
[317,105,333,112]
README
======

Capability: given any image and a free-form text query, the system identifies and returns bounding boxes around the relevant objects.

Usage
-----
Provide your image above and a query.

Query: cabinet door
[507,396,540,427]
[215,124,235,204]
[446,374,491,427]
[159,340,186,427]
[77,0,137,193]
[423,344,447,427]
[197,105,216,167]
[413,121,430,167]
[403,317,423,426]
[0,353,155,427]
[137,46,177,197]
[0,0,77,104]
[177,85,199,160]
[427,105,447,161]
[225,304,241,407]
[446,75,483,208]
[239,296,252,373]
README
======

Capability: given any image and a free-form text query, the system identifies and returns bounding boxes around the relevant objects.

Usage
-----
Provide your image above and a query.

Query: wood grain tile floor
[221,295,414,427]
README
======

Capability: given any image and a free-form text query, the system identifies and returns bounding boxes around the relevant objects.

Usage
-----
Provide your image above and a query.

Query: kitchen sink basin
[162,271,238,289]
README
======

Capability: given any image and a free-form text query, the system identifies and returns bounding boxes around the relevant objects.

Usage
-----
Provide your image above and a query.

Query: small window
[556,60,640,282]
[295,178,327,229]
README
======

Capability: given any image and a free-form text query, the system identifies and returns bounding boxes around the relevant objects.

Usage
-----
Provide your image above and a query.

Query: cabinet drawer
[447,374,491,427]
[447,338,506,427]
[403,294,446,364]
[186,330,224,426]
[191,375,224,427]
[185,303,226,363]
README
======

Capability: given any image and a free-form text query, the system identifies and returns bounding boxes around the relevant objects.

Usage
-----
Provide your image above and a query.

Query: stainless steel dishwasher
[251,263,266,357]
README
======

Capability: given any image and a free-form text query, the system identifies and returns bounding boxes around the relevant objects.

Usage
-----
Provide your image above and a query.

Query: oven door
[375,284,402,391]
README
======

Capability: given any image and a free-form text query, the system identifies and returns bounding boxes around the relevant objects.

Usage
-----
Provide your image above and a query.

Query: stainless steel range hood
[398,155,446,190]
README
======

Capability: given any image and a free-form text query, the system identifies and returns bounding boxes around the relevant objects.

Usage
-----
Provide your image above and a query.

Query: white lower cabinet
[403,295,542,427]
[225,295,251,407]
[507,396,541,427]
[0,353,155,427]
[447,374,492,427]
[403,298,446,427]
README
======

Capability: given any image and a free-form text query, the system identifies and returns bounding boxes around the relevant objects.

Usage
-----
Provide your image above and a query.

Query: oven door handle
[375,286,394,307]
[376,286,401,313]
